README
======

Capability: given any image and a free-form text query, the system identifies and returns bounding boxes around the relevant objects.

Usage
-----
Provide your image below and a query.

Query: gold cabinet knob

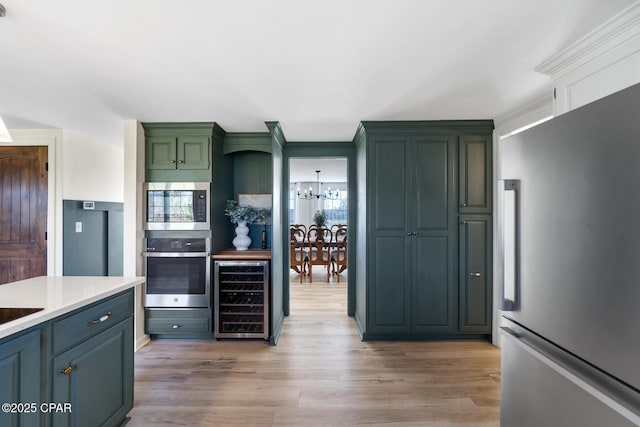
[62,366,73,376]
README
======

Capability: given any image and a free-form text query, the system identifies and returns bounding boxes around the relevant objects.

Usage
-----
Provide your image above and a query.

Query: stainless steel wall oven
[144,238,211,308]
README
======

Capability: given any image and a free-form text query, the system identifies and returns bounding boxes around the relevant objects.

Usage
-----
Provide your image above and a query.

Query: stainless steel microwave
[144,182,210,230]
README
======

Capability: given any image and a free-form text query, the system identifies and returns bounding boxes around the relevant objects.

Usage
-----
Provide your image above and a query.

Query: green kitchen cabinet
[50,289,134,427]
[0,329,42,427]
[146,135,210,170]
[366,131,457,335]
[367,134,412,332]
[355,121,493,340]
[459,135,492,213]
[145,308,213,339]
[143,122,226,182]
[0,288,135,427]
[459,215,492,333]
[51,320,132,427]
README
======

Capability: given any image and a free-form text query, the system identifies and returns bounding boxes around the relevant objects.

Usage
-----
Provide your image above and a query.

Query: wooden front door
[0,146,48,285]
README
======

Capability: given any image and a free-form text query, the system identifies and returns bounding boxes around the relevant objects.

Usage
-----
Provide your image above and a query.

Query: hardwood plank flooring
[128,269,500,426]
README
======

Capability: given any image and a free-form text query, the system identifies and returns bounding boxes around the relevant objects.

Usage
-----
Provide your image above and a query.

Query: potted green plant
[225,200,269,250]
[224,200,268,224]
[313,210,327,228]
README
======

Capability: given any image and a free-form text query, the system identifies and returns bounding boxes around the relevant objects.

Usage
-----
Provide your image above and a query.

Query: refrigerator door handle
[500,324,640,425]
[499,179,519,311]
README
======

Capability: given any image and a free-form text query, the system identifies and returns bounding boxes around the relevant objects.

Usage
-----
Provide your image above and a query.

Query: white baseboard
[135,335,151,352]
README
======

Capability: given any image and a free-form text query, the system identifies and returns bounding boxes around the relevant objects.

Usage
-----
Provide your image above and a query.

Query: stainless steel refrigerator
[499,83,640,426]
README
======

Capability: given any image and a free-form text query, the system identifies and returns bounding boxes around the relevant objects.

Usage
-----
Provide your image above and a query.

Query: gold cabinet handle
[169,159,176,163]
[177,160,184,164]
[87,311,112,326]
[62,366,73,376]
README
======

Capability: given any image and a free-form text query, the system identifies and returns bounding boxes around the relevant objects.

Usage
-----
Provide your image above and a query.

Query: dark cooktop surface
[0,307,44,325]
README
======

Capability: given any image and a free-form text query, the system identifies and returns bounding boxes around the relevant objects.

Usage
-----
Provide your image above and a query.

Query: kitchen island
[0,276,144,427]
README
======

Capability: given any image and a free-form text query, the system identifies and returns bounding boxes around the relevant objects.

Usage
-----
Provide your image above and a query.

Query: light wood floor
[127,268,501,426]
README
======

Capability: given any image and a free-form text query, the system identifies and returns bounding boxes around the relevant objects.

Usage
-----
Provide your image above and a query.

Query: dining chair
[289,225,308,283]
[292,223,307,237]
[293,223,309,275]
[330,224,347,234]
[306,226,332,282]
[331,225,347,281]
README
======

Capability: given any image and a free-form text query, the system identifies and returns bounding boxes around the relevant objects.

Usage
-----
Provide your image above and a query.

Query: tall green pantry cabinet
[354,121,493,340]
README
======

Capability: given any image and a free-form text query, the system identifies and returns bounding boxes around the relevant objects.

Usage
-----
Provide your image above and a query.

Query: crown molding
[536,1,640,78]
[494,90,553,128]
[494,89,554,138]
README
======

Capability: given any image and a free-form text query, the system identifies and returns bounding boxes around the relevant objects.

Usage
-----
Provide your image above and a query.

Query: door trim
[282,143,357,317]
[1,129,61,277]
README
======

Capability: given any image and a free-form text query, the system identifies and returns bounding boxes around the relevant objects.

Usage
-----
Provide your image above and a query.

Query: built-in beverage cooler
[214,260,269,339]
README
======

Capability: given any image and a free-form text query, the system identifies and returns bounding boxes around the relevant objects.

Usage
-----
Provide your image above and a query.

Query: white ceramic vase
[232,221,251,251]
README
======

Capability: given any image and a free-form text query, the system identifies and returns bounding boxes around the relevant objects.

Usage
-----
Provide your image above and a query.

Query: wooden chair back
[331,226,347,282]
[289,225,307,283]
[330,224,347,234]
[306,226,332,282]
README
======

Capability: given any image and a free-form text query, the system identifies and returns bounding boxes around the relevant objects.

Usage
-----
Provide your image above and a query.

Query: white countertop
[0,276,145,340]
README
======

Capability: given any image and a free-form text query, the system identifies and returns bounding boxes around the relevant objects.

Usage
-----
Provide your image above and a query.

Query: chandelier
[297,170,340,200]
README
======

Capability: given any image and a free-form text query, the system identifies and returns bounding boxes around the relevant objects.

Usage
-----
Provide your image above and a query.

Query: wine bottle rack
[214,260,269,339]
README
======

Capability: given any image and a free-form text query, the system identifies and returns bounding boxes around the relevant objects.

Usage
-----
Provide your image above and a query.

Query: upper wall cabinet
[142,122,225,182]
[459,135,492,213]
[147,135,209,170]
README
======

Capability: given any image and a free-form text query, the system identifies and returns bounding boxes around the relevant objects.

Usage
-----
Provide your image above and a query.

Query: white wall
[122,121,145,277]
[62,130,124,202]
[123,120,148,351]
[4,128,125,276]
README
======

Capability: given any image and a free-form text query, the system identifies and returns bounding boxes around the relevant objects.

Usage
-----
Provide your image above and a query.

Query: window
[323,190,347,227]
[289,188,295,224]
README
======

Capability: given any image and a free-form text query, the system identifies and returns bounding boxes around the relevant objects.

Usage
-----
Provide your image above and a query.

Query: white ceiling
[289,157,347,183]
[0,0,635,145]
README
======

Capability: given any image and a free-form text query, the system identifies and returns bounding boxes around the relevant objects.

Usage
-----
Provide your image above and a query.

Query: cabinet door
[459,135,492,213]
[177,136,210,170]
[0,329,41,427]
[370,235,412,332]
[146,136,178,170]
[52,319,133,427]
[370,136,410,234]
[368,136,412,332]
[412,136,455,232]
[412,235,456,331]
[411,136,456,331]
[459,215,492,332]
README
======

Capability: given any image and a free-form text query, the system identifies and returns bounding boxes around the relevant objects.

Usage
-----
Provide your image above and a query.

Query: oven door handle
[143,252,211,258]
